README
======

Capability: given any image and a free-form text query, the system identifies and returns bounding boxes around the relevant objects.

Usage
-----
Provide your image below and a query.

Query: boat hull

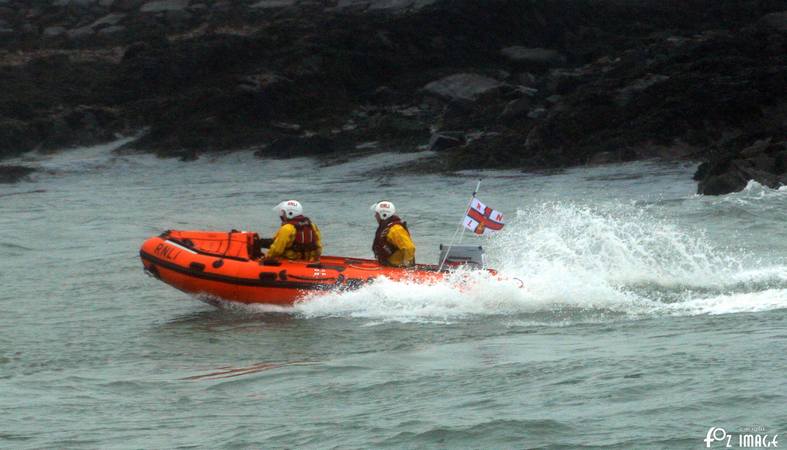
[139,230,446,306]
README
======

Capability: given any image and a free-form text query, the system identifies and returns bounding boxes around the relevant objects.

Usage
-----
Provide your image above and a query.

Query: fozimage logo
[704,426,779,448]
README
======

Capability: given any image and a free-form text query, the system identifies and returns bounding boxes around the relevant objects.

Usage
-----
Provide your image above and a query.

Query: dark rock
[20,24,38,36]
[740,138,772,157]
[501,46,565,69]
[696,139,787,195]
[271,121,301,133]
[53,0,97,6]
[547,70,586,95]
[0,120,38,158]
[499,96,532,120]
[697,159,755,195]
[371,114,422,133]
[527,107,547,119]
[178,150,198,161]
[517,72,538,86]
[335,0,436,11]
[615,74,670,107]
[97,24,126,35]
[164,9,191,24]
[369,0,431,11]
[423,73,504,103]
[0,165,35,184]
[588,151,620,165]
[0,0,784,176]
[429,131,465,151]
[140,0,189,12]
[546,95,562,104]
[758,11,787,34]
[43,26,67,37]
[370,86,398,103]
[67,25,95,39]
[113,0,145,11]
[251,0,295,8]
[236,72,288,94]
[91,12,126,28]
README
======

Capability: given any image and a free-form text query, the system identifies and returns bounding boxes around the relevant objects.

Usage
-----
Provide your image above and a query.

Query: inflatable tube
[139,230,455,306]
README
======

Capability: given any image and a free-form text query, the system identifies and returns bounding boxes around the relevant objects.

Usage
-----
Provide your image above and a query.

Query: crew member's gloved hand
[258,238,274,249]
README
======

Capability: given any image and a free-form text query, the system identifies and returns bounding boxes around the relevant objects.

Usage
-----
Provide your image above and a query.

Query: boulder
[501,46,565,69]
[164,9,191,24]
[758,11,787,34]
[615,73,669,106]
[696,159,754,195]
[236,72,288,94]
[0,119,38,157]
[53,0,97,6]
[43,26,67,37]
[113,0,145,11]
[140,0,189,12]
[97,25,126,35]
[67,24,95,39]
[0,165,35,184]
[335,0,437,11]
[696,140,787,194]
[527,107,547,120]
[369,113,430,138]
[588,151,619,165]
[368,0,415,11]
[90,12,125,28]
[428,131,465,151]
[740,138,773,157]
[499,96,532,120]
[413,0,438,8]
[250,0,295,8]
[423,73,503,103]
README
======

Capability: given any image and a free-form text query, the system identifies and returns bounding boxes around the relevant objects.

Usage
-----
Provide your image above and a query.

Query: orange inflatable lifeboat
[139,230,489,306]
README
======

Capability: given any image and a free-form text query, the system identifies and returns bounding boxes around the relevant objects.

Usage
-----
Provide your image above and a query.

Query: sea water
[1,140,785,448]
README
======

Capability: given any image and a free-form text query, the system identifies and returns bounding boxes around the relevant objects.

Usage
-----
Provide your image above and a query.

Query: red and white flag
[463,198,504,236]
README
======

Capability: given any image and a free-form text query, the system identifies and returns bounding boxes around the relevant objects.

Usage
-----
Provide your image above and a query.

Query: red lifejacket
[287,215,317,252]
[372,215,409,263]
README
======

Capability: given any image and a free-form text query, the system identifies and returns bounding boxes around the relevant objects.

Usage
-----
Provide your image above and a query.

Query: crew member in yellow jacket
[266,200,322,262]
[370,201,415,267]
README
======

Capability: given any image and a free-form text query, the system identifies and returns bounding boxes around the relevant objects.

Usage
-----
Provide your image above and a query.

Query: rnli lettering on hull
[154,243,181,260]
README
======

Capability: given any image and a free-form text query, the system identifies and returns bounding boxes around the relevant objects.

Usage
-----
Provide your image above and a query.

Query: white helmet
[273,200,303,219]
[371,201,396,220]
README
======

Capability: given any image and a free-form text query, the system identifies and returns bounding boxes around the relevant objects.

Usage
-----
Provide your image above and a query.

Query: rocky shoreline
[0,0,785,193]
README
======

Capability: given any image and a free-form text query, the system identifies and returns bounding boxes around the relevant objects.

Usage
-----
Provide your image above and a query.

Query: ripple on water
[2,149,786,448]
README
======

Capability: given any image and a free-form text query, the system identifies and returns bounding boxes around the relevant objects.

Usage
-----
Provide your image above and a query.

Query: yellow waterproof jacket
[266,222,322,262]
[384,224,415,267]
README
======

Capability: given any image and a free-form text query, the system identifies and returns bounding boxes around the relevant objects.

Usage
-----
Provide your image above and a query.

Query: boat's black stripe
[140,250,335,291]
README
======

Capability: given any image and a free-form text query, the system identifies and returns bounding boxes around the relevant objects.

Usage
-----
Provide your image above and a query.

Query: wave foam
[288,203,786,322]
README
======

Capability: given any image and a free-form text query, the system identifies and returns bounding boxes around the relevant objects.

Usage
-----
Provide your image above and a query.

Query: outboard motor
[438,244,486,269]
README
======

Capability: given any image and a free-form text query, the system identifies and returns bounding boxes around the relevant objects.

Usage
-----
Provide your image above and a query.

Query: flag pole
[438,178,482,272]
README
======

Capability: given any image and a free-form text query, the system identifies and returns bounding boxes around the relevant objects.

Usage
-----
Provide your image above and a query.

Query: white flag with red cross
[463,198,505,236]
